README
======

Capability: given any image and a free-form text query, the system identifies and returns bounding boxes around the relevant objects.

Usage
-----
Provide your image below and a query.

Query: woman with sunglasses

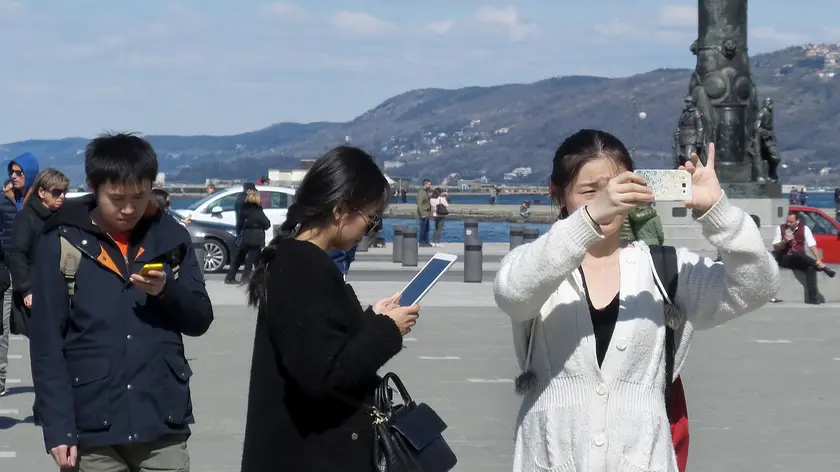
[241,146,420,472]
[6,168,68,420]
[8,168,69,312]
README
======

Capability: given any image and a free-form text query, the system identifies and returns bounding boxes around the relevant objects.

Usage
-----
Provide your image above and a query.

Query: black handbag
[370,372,457,472]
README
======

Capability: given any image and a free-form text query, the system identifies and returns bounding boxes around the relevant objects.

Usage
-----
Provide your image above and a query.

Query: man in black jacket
[29,133,213,471]
[0,151,39,395]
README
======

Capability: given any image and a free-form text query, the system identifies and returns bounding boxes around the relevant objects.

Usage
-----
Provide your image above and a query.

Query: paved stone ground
[2,277,840,471]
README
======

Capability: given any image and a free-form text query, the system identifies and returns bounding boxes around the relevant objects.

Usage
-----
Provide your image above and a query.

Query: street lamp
[630,97,646,157]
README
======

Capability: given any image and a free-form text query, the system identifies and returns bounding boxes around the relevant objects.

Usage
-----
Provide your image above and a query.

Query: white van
[172,185,295,246]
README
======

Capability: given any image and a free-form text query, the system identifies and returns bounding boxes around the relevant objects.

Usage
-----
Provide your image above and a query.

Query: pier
[385,203,556,223]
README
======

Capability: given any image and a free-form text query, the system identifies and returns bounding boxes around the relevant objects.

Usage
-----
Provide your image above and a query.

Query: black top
[239,202,271,247]
[8,197,54,296]
[240,239,404,472]
[578,268,620,367]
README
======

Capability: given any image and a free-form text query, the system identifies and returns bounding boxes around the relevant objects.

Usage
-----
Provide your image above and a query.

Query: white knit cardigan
[494,195,779,472]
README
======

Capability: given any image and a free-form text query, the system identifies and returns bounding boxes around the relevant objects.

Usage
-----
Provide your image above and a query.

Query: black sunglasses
[356,209,382,233]
[44,188,67,198]
[10,170,23,177]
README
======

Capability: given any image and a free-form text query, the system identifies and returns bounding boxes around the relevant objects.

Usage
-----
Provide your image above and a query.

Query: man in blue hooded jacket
[0,151,39,395]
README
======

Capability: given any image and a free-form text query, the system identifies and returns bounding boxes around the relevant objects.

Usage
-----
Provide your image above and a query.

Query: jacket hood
[8,152,39,194]
[628,206,657,224]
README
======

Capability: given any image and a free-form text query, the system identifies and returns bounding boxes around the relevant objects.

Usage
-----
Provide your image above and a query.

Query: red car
[789,205,840,264]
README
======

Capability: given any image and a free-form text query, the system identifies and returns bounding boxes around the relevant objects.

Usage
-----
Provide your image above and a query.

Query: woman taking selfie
[240,146,420,472]
[494,130,778,472]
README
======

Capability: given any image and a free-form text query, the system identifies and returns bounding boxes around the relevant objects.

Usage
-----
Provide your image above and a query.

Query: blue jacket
[29,194,214,452]
[0,152,39,254]
[330,244,358,275]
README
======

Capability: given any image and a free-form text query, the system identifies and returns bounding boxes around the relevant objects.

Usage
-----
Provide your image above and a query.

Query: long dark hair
[550,129,633,218]
[247,146,391,306]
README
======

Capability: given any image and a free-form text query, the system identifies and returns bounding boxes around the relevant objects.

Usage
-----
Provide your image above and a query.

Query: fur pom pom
[514,370,536,394]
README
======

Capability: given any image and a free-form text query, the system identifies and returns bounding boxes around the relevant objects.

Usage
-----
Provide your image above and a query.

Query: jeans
[419,218,430,244]
[433,218,445,244]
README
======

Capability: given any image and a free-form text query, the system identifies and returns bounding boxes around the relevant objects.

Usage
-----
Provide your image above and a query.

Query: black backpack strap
[648,245,679,416]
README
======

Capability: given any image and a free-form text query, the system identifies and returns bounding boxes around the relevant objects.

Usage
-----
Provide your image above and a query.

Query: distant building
[268,159,317,187]
[458,179,485,191]
[504,167,533,180]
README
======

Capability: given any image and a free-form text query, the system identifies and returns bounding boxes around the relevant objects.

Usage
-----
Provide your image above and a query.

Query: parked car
[172,185,294,246]
[184,218,239,273]
[789,205,840,264]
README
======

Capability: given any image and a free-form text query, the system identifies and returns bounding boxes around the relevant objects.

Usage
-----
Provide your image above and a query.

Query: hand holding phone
[585,172,654,225]
[131,263,167,296]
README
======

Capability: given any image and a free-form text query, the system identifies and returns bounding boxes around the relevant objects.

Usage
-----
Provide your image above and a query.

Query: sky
[0,0,836,143]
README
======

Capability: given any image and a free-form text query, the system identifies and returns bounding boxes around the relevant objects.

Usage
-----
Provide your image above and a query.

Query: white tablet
[398,252,458,306]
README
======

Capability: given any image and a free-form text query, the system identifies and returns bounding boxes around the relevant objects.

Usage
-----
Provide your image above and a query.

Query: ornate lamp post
[630,96,647,158]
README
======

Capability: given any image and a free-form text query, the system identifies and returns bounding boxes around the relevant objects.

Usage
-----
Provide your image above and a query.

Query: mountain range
[3,43,840,186]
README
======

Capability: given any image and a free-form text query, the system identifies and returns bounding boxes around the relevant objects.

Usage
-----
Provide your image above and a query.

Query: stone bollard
[357,235,371,252]
[523,228,539,244]
[401,227,419,267]
[509,225,525,251]
[464,241,483,283]
[463,220,480,245]
[193,239,206,278]
[392,225,404,263]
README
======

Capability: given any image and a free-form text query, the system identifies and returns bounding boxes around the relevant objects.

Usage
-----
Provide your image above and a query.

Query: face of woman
[39,186,67,211]
[562,157,627,237]
[333,202,381,251]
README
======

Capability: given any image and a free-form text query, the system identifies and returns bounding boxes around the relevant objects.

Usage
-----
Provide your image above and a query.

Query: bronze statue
[752,97,781,182]
[688,39,716,142]
[673,95,706,167]
[674,0,783,197]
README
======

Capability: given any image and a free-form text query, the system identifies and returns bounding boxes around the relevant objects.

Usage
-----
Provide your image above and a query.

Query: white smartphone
[634,169,693,201]
[398,252,458,306]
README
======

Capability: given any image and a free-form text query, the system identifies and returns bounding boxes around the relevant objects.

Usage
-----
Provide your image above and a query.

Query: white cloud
[328,11,396,37]
[659,4,697,27]
[593,16,686,44]
[259,2,306,22]
[474,6,537,42]
[594,17,643,38]
[751,26,809,47]
[426,20,456,35]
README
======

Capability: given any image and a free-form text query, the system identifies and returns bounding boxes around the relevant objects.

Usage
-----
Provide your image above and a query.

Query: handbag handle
[375,372,413,411]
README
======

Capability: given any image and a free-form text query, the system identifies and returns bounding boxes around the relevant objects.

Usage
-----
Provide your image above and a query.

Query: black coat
[8,197,54,296]
[240,239,403,472]
[30,195,214,452]
[0,192,20,255]
[239,202,270,247]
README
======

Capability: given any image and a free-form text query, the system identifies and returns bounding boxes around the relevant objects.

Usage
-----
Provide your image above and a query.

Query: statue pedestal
[720,181,782,199]
[657,195,788,252]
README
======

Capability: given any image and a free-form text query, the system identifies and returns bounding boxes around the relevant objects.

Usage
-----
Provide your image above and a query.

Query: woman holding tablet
[241,146,420,472]
[494,129,778,472]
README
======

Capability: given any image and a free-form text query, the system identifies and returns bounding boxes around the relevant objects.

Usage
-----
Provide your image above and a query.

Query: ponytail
[246,203,302,307]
